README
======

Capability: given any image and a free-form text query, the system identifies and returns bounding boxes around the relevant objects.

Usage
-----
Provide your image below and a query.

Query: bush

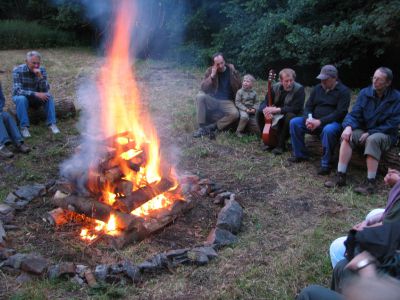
[0,19,79,49]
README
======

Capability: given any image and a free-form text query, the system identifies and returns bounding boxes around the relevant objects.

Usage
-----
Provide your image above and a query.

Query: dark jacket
[342,86,400,145]
[304,82,351,126]
[200,63,241,100]
[259,82,305,115]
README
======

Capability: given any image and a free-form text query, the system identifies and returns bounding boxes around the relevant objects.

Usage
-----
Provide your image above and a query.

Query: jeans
[0,112,23,145]
[12,94,56,127]
[290,117,341,168]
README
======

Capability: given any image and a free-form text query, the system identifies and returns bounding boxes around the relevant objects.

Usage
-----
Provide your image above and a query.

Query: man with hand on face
[325,67,400,195]
[12,51,60,138]
[288,65,351,175]
[193,52,241,138]
[256,68,305,154]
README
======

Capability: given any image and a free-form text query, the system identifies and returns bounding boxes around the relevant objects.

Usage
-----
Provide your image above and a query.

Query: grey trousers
[349,129,391,161]
[296,284,343,300]
[237,110,259,134]
[195,92,239,130]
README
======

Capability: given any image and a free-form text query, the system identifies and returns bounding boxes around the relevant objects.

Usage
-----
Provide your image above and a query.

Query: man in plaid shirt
[12,51,60,137]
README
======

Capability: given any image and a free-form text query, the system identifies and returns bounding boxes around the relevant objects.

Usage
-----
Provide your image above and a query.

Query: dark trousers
[296,284,343,300]
[256,109,296,148]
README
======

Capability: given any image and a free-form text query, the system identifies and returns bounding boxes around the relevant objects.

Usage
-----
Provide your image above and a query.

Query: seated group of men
[0,51,60,158]
[193,53,400,195]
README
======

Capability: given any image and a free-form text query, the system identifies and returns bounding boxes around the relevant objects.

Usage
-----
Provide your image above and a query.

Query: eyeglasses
[371,76,386,83]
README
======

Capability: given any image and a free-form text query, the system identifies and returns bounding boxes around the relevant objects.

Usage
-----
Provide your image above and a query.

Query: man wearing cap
[325,67,400,195]
[288,65,351,175]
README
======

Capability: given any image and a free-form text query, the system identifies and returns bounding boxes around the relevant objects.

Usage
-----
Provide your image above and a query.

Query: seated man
[0,84,30,158]
[288,65,351,175]
[193,52,241,138]
[325,67,400,195]
[12,51,60,138]
[256,68,305,154]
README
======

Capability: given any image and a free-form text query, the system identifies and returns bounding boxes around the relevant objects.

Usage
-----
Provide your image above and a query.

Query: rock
[191,246,218,259]
[138,253,168,272]
[14,184,46,201]
[16,272,34,284]
[75,264,89,277]
[110,262,125,274]
[2,253,28,269]
[199,187,208,196]
[216,199,243,234]
[0,204,14,215]
[165,248,190,259]
[94,264,109,281]
[122,261,141,283]
[45,180,56,190]
[4,193,29,211]
[20,255,49,275]
[0,248,16,260]
[198,178,213,185]
[48,262,76,279]
[187,250,209,266]
[205,228,237,249]
[209,189,226,198]
[0,220,6,246]
[70,274,84,285]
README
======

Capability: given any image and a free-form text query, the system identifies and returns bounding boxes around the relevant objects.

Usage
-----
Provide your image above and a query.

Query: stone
[4,193,29,211]
[2,253,27,269]
[187,250,209,266]
[48,262,76,279]
[16,272,34,284]
[122,261,141,283]
[75,264,89,277]
[191,246,218,259]
[165,248,190,259]
[0,248,16,260]
[0,204,14,215]
[0,220,6,246]
[70,274,84,285]
[138,253,168,272]
[198,178,212,185]
[20,255,49,275]
[14,184,46,201]
[199,186,208,196]
[110,262,125,274]
[216,199,243,234]
[94,264,109,281]
[205,228,237,249]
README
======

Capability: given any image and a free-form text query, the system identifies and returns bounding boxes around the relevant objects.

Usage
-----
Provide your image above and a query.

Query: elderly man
[325,67,400,195]
[192,53,241,138]
[12,51,60,138]
[288,65,351,175]
[256,68,305,154]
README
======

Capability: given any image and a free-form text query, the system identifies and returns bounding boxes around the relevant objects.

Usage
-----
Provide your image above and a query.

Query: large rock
[14,184,46,201]
[216,199,243,234]
[0,220,6,246]
[48,262,76,279]
[122,261,141,283]
[0,204,15,224]
[0,248,16,260]
[137,253,168,272]
[205,228,237,249]
[4,193,29,211]
[94,264,109,281]
[2,253,28,269]
[20,255,49,275]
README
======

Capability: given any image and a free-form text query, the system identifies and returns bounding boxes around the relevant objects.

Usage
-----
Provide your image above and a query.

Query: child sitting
[235,74,257,137]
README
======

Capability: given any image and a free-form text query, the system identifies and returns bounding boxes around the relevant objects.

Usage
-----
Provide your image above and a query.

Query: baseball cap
[316,65,338,80]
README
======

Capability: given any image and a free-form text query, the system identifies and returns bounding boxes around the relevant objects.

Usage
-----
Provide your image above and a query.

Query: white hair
[26,51,42,61]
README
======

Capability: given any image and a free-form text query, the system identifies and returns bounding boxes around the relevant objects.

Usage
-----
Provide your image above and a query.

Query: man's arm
[12,67,35,97]
[303,87,316,117]
[342,92,365,130]
[37,67,50,93]
[319,86,351,126]
[281,86,305,115]
[0,84,5,112]
[368,102,400,136]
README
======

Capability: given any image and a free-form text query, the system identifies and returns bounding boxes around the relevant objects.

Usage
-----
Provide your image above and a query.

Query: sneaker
[49,124,60,134]
[272,147,284,155]
[16,143,31,154]
[324,172,347,188]
[354,178,377,195]
[318,166,331,176]
[20,127,31,138]
[287,156,309,163]
[0,145,14,158]
[192,127,209,138]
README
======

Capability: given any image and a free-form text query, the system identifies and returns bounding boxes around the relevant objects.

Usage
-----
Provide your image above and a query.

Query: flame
[131,194,173,217]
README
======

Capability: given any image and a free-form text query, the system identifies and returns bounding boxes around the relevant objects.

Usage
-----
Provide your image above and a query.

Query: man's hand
[359,132,369,144]
[33,68,43,79]
[34,92,49,102]
[263,106,280,115]
[352,220,368,231]
[342,126,352,142]
[210,65,217,79]
[305,118,321,131]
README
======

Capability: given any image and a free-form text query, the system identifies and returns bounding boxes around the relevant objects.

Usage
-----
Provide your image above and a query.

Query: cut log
[45,208,69,226]
[113,178,175,213]
[52,194,144,231]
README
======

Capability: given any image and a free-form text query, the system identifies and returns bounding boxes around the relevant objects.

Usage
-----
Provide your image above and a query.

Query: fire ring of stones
[0,176,243,286]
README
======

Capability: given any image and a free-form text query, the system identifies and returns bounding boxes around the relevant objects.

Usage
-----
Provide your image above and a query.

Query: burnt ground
[0,49,391,299]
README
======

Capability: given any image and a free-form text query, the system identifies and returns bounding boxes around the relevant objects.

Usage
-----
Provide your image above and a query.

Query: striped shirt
[12,64,50,97]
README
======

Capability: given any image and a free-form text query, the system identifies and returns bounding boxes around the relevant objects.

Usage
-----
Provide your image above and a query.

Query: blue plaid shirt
[12,64,50,97]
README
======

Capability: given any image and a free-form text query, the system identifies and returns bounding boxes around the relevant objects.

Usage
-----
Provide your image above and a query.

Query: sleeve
[368,104,400,136]
[12,68,34,97]
[303,87,316,118]
[342,93,364,129]
[235,90,248,111]
[319,86,351,126]
[38,67,50,92]
[200,67,216,94]
[281,86,305,115]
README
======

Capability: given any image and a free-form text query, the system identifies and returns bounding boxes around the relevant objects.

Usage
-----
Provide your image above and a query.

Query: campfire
[47,0,189,248]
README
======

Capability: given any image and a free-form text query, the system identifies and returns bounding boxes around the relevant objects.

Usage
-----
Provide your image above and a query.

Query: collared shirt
[12,64,50,97]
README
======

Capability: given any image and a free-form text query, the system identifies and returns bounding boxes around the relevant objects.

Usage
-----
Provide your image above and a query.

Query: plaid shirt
[12,64,50,97]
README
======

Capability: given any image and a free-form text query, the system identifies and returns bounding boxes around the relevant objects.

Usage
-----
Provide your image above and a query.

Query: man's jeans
[290,117,341,168]
[12,94,56,128]
[0,112,23,145]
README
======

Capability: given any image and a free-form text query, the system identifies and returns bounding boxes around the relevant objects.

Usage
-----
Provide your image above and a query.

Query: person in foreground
[12,51,60,138]
[288,65,350,175]
[193,52,241,138]
[0,83,30,158]
[256,68,305,154]
[325,67,400,195]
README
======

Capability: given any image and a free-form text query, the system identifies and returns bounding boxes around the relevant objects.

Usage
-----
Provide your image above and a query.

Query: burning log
[52,194,144,231]
[45,208,69,226]
[113,177,175,213]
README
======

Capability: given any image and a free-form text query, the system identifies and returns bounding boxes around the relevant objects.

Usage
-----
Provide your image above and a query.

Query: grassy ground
[0,48,389,299]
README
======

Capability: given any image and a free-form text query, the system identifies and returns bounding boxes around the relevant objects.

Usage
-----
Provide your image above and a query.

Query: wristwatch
[356,258,375,271]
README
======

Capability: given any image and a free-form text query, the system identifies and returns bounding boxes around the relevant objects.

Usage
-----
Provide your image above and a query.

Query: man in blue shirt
[12,51,60,138]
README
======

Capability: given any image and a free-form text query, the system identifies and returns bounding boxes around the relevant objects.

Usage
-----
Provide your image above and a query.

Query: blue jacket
[0,85,5,112]
[342,86,400,145]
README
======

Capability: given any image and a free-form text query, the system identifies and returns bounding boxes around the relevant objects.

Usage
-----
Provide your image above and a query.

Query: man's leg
[193,92,219,137]
[43,94,57,126]
[331,259,355,293]
[296,285,343,300]
[12,95,30,128]
[216,100,239,130]
[289,116,309,160]
[329,236,347,268]
[1,112,23,144]
[256,107,265,136]
[0,114,12,145]
[320,122,341,169]
[236,110,249,134]
[278,112,296,150]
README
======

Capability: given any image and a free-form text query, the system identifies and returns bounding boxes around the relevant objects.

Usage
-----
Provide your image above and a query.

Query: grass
[0,48,392,299]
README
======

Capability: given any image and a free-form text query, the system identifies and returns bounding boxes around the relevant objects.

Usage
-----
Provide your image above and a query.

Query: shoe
[287,156,309,163]
[324,172,347,188]
[354,178,376,195]
[16,143,31,154]
[272,147,284,155]
[318,166,331,175]
[49,124,60,134]
[236,132,244,138]
[0,145,14,158]
[20,127,31,138]
[193,127,209,138]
